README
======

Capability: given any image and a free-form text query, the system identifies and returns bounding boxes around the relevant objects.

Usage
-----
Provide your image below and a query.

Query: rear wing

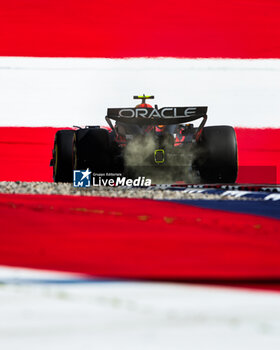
[106,106,208,125]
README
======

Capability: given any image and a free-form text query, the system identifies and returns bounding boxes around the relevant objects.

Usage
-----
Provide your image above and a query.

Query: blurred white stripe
[1,266,280,350]
[0,57,279,127]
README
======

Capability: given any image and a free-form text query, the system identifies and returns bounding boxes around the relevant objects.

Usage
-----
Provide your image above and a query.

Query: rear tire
[53,130,75,182]
[73,128,112,172]
[196,126,238,183]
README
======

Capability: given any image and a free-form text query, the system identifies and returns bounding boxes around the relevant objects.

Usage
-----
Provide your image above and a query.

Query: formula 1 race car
[50,95,238,184]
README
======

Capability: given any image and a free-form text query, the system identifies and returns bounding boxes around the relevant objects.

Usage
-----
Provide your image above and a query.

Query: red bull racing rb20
[51,95,238,184]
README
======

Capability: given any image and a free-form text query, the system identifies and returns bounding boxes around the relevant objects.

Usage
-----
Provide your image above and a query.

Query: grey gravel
[0,181,250,201]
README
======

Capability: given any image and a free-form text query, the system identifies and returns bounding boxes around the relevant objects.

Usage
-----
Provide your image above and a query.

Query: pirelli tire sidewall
[195,125,238,184]
[73,128,112,173]
[53,130,75,183]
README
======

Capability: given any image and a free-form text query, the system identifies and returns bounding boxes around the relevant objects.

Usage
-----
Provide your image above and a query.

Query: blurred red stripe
[0,0,279,58]
[236,128,280,184]
[0,127,279,184]
[0,193,279,280]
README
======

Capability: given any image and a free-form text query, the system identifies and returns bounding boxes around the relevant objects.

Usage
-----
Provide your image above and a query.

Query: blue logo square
[73,169,91,187]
